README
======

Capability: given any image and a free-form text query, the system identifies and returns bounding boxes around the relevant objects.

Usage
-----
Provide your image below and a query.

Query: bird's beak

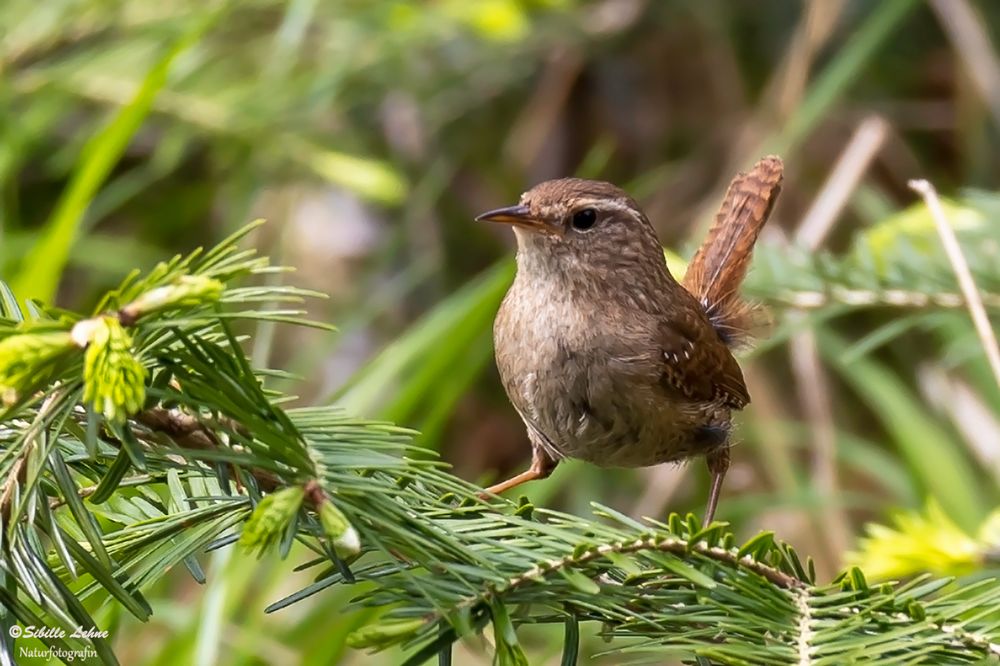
[476,205,559,235]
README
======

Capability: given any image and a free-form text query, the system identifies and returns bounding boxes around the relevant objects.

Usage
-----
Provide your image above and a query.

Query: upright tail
[683,155,783,349]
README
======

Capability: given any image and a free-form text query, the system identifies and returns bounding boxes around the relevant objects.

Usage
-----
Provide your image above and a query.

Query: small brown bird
[476,156,783,524]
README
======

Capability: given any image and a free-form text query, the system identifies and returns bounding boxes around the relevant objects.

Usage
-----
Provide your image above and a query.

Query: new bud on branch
[118,275,224,324]
[0,272,226,422]
[0,330,76,404]
[76,316,147,425]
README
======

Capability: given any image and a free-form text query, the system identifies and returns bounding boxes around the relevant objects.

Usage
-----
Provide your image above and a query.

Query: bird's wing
[657,306,750,409]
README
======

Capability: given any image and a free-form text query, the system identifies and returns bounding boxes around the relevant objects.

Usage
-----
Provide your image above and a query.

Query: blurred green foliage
[3,0,1000,663]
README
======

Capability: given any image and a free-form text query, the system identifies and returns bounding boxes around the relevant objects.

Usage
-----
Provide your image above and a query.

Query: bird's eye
[570,208,597,230]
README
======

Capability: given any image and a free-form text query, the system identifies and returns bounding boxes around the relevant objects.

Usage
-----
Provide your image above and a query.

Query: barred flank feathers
[683,155,783,349]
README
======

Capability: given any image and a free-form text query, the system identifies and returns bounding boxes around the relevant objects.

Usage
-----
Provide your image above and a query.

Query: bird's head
[476,178,671,285]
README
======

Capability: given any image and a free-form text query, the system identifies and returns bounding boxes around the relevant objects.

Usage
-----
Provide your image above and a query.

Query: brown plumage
[476,156,783,524]
[683,155,783,349]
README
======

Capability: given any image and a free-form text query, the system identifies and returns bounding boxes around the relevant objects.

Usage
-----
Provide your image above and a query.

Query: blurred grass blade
[770,0,921,155]
[331,260,513,421]
[11,25,210,304]
[293,137,408,205]
[817,330,986,531]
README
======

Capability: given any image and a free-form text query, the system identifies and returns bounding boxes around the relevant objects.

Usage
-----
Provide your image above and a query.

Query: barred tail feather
[683,155,783,349]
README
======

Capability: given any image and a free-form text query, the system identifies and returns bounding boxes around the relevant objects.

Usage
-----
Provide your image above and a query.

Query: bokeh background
[4,1,1000,663]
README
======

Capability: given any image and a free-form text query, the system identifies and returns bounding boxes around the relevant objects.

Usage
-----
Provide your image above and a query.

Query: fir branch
[746,194,1000,315]
[766,287,1000,310]
[794,587,813,666]
[445,531,804,625]
[134,407,283,493]
[2,222,999,666]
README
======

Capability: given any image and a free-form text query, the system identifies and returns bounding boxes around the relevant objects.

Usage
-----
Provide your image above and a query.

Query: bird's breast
[493,277,721,466]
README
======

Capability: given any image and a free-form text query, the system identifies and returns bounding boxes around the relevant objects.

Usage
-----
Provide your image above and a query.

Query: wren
[476,156,783,525]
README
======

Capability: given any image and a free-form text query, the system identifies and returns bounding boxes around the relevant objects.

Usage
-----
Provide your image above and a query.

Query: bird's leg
[703,446,731,526]
[479,448,557,498]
